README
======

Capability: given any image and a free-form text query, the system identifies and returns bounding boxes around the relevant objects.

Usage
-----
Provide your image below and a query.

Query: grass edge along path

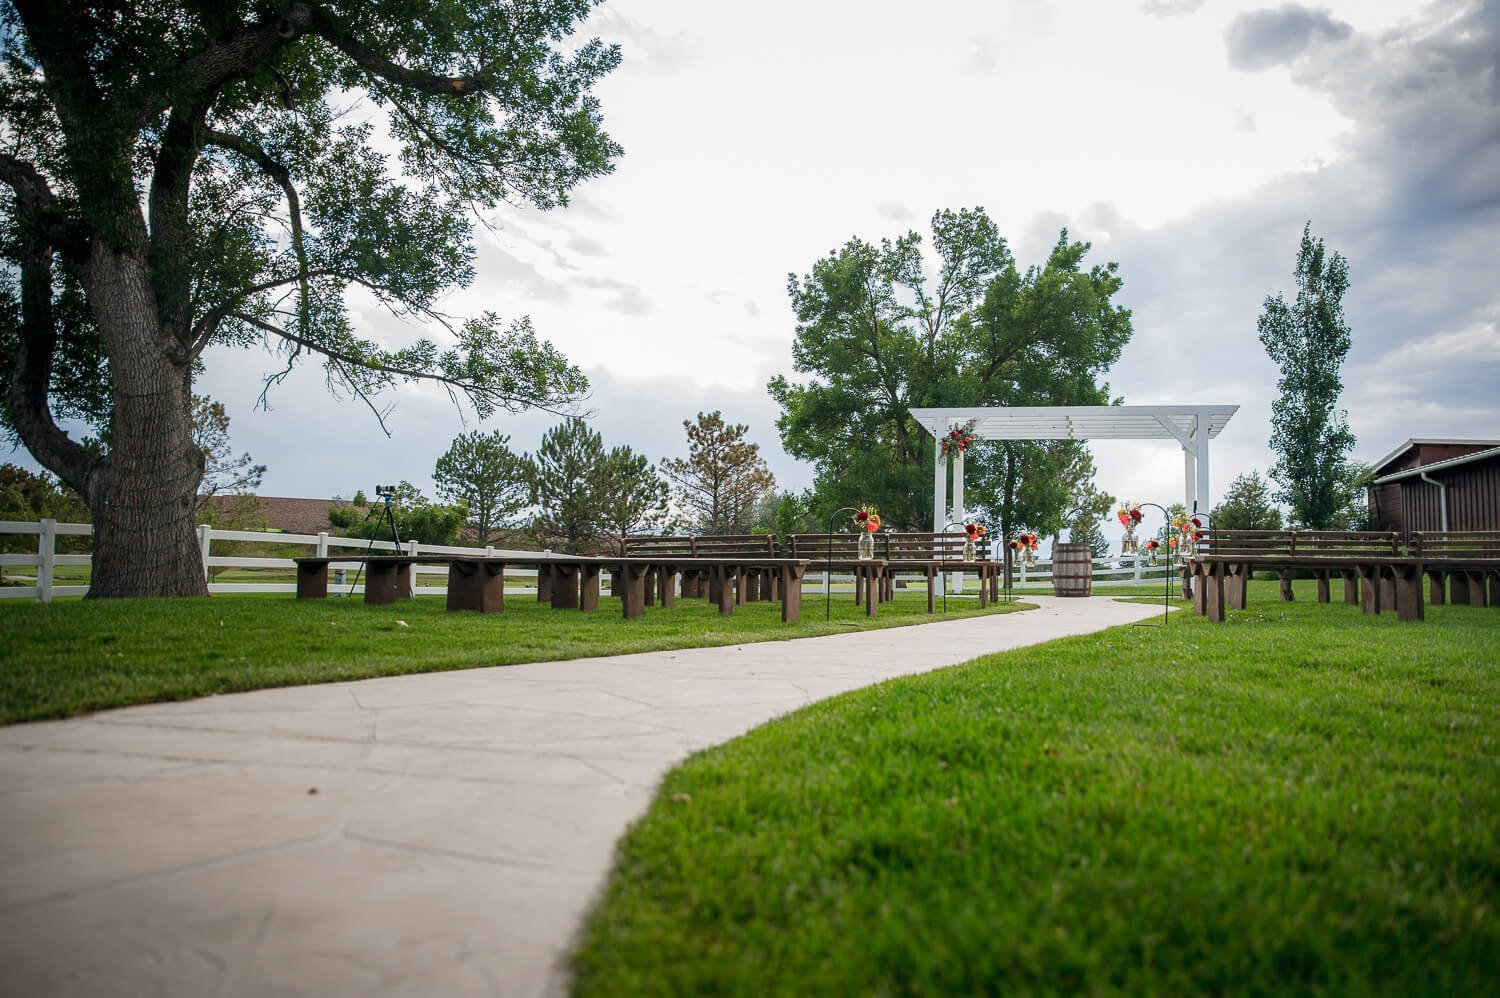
[573,596,1500,996]
[0,593,1029,726]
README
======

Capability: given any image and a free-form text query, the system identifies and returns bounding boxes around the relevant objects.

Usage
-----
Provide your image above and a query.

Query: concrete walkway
[0,595,1163,997]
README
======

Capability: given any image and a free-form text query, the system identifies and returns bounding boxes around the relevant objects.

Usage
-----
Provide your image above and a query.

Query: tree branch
[226,312,584,420]
[4,202,100,497]
[302,5,497,98]
[203,129,312,339]
[0,154,89,261]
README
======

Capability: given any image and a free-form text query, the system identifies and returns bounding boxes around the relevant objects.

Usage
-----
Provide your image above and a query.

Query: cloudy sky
[42,0,1500,525]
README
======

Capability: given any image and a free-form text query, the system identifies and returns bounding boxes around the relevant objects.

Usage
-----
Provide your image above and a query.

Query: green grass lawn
[573,593,1500,995]
[0,590,1026,725]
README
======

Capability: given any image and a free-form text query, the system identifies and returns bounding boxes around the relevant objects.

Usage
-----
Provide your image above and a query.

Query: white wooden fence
[0,519,545,602]
[2,519,1179,603]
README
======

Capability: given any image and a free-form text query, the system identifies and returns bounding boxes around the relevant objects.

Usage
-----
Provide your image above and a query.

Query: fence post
[37,518,56,603]
[1133,554,1142,584]
[1019,558,1027,587]
[198,523,213,583]
[407,538,420,596]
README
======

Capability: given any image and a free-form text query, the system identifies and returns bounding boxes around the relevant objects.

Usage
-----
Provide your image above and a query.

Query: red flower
[855,510,868,522]
[1145,539,1159,550]
[1190,516,1202,529]
[1130,509,1143,524]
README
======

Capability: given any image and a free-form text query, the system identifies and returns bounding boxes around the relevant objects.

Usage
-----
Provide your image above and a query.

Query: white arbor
[910,404,1239,538]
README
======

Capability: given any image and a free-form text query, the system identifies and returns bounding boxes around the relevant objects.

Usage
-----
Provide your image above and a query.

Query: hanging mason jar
[963,536,976,561]
[1024,546,1036,568]
[857,531,874,560]
[1122,532,1138,556]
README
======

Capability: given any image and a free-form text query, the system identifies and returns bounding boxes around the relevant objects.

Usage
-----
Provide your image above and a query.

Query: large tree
[526,417,611,554]
[1258,222,1356,530]
[597,445,668,554]
[772,211,1131,534]
[661,411,776,535]
[433,430,529,546]
[1211,470,1284,531]
[0,1,619,597]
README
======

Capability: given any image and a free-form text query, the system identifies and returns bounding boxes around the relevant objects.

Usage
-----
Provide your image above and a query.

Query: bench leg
[551,565,580,610]
[1342,571,1358,605]
[658,568,676,608]
[621,566,648,619]
[1278,569,1295,602]
[1378,573,1396,614]
[1427,570,1445,605]
[296,562,330,599]
[1490,571,1500,608]
[865,568,878,617]
[446,560,505,613]
[1191,565,1206,616]
[1180,566,1193,601]
[1315,571,1330,604]
[1451,572,1472,605]
[1205,563,1226,622]
[365,562,402,605]
[927,572,936,613]
[719,566,736,615]
[1228,567,1248,610]
[537,565,552,603]
[1393,565,1424,622]
[780,566,804,623]
[1358,567,1380,615]
[581,566,601,612]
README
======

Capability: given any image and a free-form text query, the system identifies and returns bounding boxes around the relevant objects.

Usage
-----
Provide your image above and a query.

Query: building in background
[1366,439,1500,533]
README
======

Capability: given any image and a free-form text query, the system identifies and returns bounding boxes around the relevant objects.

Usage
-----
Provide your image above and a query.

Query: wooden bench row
[1186,530,1500,623]
[293,554,812,622]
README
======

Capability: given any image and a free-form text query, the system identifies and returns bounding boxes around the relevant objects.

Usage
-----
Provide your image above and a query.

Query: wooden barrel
[1052,542,1093,597]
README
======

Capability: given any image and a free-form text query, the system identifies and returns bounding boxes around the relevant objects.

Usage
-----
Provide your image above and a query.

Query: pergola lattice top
[909,405,1238,442]
[911,404,1240,547]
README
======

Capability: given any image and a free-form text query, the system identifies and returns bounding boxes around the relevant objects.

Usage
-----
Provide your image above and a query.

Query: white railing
[2,519,1183,603]
[0,519,545,602]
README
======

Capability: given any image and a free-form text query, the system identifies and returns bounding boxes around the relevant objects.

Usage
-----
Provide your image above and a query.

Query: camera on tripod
[374,484,398,499]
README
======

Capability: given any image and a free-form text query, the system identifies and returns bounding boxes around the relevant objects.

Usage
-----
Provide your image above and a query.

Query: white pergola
[910,404,1239,534]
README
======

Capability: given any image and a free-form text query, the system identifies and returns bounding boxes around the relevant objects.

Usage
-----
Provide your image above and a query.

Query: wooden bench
[1188,530,1425,622]
[295,552,811,621]
[622,534,781,604]
[881,531,1001,605]
[1410,531,1500,606]
[293,555,507,611]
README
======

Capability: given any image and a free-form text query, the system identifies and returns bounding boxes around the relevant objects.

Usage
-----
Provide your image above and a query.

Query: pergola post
[952,447,966,593]
[933,432,947,592]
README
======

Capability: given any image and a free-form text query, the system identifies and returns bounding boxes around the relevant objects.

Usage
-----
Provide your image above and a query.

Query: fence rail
[1,520,1179,602]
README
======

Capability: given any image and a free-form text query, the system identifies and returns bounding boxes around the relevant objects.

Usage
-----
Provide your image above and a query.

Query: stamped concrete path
[0,595,1162,997]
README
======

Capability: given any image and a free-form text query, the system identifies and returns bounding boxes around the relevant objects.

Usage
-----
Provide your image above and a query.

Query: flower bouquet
[854,506,882,559]
[963,522,986,560]
[1116,503,1143,555]
[1144,538,1161,566]
[940,422,977,457]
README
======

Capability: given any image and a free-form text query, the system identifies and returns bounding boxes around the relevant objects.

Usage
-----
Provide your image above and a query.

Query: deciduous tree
[328,482,466,546]
[661,412,775,535]
[772,209,1131,536]
[1259,222,1356,530]
[0,0,618,596]
[1211,471,1284,531]
[433,430,528,546]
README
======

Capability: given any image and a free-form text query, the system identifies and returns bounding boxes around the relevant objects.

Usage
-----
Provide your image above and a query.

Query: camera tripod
[345,492,401,597]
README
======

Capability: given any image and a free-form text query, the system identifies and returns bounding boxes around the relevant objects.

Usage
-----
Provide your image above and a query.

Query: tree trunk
[84,248,208,598]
